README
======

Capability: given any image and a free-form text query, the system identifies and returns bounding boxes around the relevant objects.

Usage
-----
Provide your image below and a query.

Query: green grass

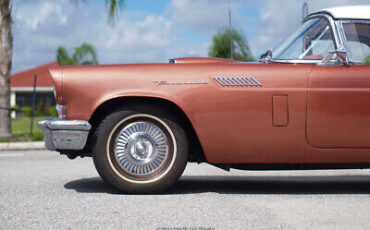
[0,137,11,143]
[0,117,54,142]
[12,117,48,136]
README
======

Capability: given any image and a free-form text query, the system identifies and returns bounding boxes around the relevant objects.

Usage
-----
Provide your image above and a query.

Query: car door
[307,65,370,148]
[306,21,370,148]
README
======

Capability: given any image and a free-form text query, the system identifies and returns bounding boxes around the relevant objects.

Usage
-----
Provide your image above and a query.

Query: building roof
[11,61,58,88]
[312,5,370,20]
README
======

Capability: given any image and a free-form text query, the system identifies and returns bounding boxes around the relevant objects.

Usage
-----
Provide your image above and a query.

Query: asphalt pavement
[0,150,369,230]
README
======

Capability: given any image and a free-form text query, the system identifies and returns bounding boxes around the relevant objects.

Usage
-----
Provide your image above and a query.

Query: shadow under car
[64,174,370,195]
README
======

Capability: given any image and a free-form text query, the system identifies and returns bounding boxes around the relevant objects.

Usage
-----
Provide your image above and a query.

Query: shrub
[48,106,58,117]
[31,132,44,141]
[364,56,370,65]
[0,137,11,143]
[35,101,44,116]
[11,105,20,111]
[22,106,32,117]
[11,105,20,117]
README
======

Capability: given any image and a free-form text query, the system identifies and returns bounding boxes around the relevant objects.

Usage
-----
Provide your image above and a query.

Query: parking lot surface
[1,150,369,230]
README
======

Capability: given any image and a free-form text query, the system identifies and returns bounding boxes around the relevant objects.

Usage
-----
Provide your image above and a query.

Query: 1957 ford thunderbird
[38,6,370,193]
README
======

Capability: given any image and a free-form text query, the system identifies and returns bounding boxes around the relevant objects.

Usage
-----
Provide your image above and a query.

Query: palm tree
[0,0,125,137]
[57,43,99,65]
[0,0,13,137]
[209,28,255,62]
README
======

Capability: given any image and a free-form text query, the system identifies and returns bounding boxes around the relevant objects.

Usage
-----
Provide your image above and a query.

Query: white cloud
[14,1,67,30]
[167,0,244,33]
[96,15,174,63]
[11,0,177,72]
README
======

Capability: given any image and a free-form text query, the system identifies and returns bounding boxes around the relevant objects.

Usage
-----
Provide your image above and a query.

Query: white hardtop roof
[310,5,370,20]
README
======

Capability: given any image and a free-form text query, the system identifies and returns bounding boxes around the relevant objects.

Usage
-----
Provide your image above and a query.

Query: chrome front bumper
[37,119,91,151]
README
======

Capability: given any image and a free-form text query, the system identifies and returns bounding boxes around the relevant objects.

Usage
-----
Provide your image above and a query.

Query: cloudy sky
[10,0,370,73]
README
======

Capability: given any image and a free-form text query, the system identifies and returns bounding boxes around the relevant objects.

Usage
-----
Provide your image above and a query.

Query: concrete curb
[0,142,45,151]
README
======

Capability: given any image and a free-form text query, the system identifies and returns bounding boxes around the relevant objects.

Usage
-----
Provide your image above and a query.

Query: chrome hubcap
[114,121,169,177]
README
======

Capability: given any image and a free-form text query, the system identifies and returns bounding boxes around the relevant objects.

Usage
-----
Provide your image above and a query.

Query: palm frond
[71,0,125,26]
[105,0,125,25]
[57,43,98,66]
[209,28,255,61]
[71,43,98,65]
[57,47,72,65]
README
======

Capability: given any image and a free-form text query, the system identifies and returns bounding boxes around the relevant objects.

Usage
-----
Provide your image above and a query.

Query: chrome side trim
[234,77,246,86]
[242,77,253,85]
[250,77,263,86]
[266,59,322,64]
[153,80,208,85]
[213,77,262,87]
[214,77,225,86]
[229,77,238,86]
[37,119,91,151]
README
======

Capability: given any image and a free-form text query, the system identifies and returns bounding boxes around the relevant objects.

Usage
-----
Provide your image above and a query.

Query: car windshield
[272,17,335,61]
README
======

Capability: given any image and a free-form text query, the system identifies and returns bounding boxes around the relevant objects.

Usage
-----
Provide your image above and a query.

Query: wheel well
[86,96,206,163]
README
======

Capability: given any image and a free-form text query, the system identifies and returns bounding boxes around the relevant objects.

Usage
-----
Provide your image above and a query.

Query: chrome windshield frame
[266,13,342,64]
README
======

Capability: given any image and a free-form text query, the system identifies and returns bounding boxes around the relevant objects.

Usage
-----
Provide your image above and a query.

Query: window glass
[342,23,370,64]
[273,18,335,60]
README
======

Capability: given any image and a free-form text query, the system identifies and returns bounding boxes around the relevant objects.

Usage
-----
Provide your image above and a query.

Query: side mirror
[259,49,272,62]
[320,46,349,65]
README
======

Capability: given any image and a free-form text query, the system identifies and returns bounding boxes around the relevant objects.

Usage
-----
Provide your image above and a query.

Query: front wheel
[92,105,188,193]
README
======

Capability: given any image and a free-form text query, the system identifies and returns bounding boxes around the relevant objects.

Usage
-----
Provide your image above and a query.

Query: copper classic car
[38,6,370,193]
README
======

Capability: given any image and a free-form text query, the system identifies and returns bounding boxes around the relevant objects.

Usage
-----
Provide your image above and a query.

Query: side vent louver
[213,77,262,87]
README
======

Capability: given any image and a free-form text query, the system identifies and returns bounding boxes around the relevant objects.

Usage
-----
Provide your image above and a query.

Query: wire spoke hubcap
[114,121,169,177]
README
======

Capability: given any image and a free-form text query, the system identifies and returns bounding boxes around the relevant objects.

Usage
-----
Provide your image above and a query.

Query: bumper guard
[37,119,91,151]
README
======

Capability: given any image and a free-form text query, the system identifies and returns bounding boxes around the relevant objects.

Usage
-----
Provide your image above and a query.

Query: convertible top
[309,5,370,20]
